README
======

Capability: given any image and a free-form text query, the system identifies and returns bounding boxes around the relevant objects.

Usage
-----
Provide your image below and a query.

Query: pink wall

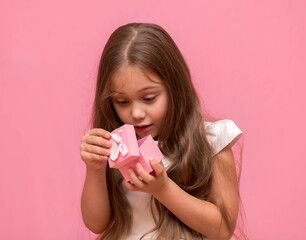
[1,0,305,239]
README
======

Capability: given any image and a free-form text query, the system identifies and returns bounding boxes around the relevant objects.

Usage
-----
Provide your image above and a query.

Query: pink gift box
[108,124,164,181]
[108,124,140,169]
[119,135,164,181]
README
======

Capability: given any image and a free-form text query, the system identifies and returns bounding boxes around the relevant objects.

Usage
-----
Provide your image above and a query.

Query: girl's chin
[136,131,158,139]
[136,132,150,139]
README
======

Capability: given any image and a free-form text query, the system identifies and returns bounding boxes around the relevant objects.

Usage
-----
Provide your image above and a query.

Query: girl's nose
[131,103,145,120]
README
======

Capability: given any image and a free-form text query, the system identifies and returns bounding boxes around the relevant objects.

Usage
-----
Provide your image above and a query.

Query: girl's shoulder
[204,119,242,156]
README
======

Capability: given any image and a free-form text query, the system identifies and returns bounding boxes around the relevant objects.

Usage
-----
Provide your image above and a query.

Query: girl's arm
[81,164,111,234]
[124,145,239,240]
[80,128,112,234]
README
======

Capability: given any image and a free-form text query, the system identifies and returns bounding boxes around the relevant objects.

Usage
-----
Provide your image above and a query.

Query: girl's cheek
[154,105,167,120]
[117,109,130,122]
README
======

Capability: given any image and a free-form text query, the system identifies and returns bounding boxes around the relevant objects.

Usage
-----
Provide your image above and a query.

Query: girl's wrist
[152,177,173,200]
[86,163,107,175]
[85,167,107,185]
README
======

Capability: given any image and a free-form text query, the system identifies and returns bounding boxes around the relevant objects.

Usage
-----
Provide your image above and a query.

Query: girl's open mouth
[134,124,153,133]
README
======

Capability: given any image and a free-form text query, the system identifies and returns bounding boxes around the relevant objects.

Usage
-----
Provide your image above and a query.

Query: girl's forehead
[111,65,163,90]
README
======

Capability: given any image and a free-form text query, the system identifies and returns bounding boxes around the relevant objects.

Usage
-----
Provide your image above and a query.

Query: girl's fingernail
[136,163,141,168]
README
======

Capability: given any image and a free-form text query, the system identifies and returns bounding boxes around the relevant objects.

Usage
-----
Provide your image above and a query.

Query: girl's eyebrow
[138,86,160,92]
[110,86,160,95]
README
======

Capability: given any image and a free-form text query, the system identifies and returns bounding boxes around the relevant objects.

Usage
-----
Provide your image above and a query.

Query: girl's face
[110,65,168,139]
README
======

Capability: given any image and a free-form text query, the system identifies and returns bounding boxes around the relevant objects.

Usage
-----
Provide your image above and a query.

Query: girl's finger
[123,180,138,191]
[81,151,108,162]
[135,163,155,184]
[84,135,112,148]
[81,143,111,156]
[88,128,111,139]
[127,168,144,188]
[149,158,164,177]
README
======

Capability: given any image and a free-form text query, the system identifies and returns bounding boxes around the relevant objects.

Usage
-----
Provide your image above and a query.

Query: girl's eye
[143,96,156,102]
[114,100,129,104]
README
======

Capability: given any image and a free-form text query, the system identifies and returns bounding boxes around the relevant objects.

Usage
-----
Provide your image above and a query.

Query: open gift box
[108,124,163,181]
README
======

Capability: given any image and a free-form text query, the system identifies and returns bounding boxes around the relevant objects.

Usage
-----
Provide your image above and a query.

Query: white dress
[124,119,243,240]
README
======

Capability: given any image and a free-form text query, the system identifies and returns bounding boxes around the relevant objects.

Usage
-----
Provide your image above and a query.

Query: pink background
[1,0,305,239]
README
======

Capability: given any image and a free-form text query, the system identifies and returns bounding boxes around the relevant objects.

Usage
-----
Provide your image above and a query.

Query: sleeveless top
[124,119,243,240]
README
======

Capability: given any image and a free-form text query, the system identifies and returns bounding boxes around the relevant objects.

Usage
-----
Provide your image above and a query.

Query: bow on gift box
[109,130,128,161]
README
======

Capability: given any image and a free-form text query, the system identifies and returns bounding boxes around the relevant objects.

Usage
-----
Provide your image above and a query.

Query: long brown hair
[92,23,240,239]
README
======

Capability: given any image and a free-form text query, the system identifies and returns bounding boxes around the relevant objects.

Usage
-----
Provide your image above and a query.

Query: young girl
[80,23,243,240]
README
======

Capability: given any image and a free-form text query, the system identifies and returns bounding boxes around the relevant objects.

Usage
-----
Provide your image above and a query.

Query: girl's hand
[80,128,112,170]
[123,158,170,197]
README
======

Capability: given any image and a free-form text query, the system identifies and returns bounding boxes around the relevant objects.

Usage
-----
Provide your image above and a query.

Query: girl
[80,23,243,240]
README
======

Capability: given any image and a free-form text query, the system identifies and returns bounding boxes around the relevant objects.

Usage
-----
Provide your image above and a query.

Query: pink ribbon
[109,130,128,161]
